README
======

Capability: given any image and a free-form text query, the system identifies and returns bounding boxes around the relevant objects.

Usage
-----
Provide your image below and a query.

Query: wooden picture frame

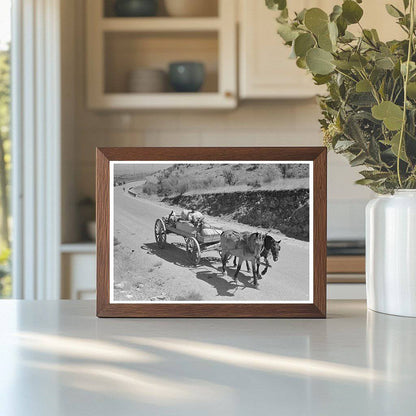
[96,147,327,318]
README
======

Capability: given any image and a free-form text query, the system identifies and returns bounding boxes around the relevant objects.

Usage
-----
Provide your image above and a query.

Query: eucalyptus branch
[397,0,415,188]
[334,68,358,83]
[267,0,416,193]
[358,69,381,104]
[390,79,398,101]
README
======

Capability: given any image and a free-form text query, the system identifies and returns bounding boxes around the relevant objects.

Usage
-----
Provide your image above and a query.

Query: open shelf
[86,0,236,109]
[104,31,219,94]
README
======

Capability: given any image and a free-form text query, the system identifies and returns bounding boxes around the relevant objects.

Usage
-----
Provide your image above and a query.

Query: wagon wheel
[186,237,201,265]
[154,219,167,248]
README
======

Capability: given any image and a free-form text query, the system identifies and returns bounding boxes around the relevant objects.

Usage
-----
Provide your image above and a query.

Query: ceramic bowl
[114,0,158,17]
[127,68,167,93]
[168,62,205,93]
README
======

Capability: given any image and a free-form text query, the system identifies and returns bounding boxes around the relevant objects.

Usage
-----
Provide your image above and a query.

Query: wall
[62,0,374,243]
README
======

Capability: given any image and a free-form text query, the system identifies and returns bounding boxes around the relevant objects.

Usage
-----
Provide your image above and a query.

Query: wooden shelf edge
[327,255,365,274]
[101,17,221,32]
[327,274,366,283]
[61,243,96,254]
[88,93,237,110]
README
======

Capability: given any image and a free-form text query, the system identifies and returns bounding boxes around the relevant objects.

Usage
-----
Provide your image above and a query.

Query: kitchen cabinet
[239,0,323,99]
[86,0,237,109]
[238,0,404,99]
[61,244,96,300]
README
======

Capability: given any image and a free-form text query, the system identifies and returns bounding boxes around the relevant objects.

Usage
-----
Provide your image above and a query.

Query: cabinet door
[238,0,403,99]
[239,0,321,99]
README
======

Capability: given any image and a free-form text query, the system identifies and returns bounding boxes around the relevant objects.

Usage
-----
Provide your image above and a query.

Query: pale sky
[0,0,11,50]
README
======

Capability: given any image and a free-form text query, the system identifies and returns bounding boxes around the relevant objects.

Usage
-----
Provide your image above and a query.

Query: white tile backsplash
[73,102,373,240]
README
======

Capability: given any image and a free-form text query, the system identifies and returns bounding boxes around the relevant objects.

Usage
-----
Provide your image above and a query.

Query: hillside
[163,189,310,241]
[129,163,311,241]
[141,163,309,196]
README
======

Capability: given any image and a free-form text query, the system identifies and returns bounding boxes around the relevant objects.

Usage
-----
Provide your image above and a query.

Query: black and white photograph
[110,161,313,303]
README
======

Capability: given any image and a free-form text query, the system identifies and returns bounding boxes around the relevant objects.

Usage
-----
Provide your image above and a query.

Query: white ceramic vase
[366,190,416,317]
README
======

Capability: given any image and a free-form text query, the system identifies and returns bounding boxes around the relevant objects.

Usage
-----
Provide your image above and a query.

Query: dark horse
[220,230,265,286]
[233,234,281,276]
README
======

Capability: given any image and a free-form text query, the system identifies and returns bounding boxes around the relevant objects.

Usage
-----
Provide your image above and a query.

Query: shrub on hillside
[222,169,237,186]
[263,166,280,183]
[177,180,189,195]
[143,181,158,195]
[247,179,261,188]
[279,164,309,179]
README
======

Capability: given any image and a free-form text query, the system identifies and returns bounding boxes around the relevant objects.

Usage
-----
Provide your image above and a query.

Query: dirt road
[113,186,310,302]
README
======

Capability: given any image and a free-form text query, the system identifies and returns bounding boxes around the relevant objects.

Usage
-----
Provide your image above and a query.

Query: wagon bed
[154,212,222,265]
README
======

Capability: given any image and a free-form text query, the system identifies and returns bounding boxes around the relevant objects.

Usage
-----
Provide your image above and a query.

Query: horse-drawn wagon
[154,209,222,265]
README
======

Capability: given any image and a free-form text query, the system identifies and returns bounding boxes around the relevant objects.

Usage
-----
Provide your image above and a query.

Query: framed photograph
[96,147,327,318]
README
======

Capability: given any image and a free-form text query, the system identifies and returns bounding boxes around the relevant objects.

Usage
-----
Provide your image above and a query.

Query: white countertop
[0,300,415,415]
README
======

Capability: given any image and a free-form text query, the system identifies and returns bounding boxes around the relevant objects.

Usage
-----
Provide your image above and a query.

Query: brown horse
[220,230,265,286]
[233,234,281,276]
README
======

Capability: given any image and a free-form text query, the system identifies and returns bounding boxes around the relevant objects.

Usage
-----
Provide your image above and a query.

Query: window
[0,0,11,298]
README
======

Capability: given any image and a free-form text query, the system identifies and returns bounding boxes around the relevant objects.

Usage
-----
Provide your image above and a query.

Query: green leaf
[328,21,338,45]
[369,136,381,162]
[277,23,299,42]
[379,78,386,99]
[344,113,369,146]
[313,74,332,85]
[333,59,353,70]
[403,0,410,9]
[317,22,338,53]
[356,178,377,185]
[336,15,348,36]
[385,4,403,18]
[360,170,391,180]
[350,152,368,167]
[340,31,356,42]
[306,48,335,75]
[401,61,416,76]
[334,139,355,152]
[407,82,416,99]
[304,8,329,35]
[356,79,372,92]
[363,29,375,44]
[266,0,287,11]
[371,67,386,85]
[348,92,376,107]
[350,53,368,69]
[375,56,395,70]
[330,5,343,22]
[280,8,289,19]
[294,33,315,57]
[371,29,380,42]
[342,0,363,24]
[295,8,307,22]
[382,132,409,162]
[372,101,404,130]
[393,61,402,79]
[318,31,333,52]
[296,57,307,69]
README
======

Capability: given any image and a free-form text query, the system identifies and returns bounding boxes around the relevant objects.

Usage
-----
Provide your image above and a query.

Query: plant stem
[397,0,415,188]
[358,69,380,104]
[334,68,357,83]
